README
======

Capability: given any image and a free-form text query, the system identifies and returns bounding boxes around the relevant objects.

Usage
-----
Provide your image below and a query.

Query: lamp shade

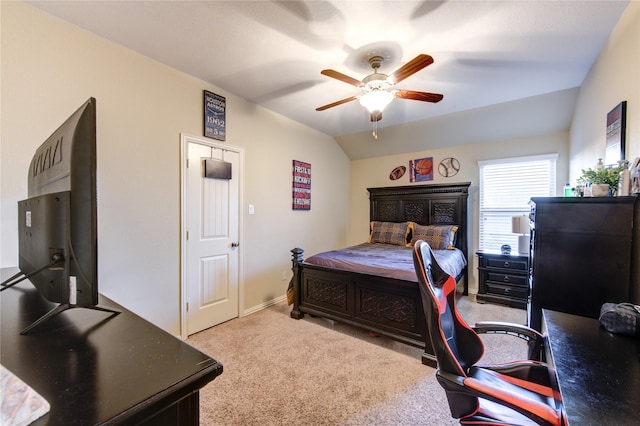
[511,215,530,235]
[359,90,394,113]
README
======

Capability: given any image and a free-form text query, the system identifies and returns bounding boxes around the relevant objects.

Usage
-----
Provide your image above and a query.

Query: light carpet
[188,296,528,426]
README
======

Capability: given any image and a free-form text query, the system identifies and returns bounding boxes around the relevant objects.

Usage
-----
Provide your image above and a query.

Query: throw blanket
[303,242,466,283]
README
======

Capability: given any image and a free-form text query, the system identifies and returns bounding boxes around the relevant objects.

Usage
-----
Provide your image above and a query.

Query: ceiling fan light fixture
[359,89,394,113]
[315,52,441,128]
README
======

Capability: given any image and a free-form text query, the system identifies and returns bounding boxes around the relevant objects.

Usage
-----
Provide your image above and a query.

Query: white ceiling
[29,0,629,150]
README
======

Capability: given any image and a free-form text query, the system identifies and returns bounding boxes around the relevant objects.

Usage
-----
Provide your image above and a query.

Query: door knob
[231,242,240,248]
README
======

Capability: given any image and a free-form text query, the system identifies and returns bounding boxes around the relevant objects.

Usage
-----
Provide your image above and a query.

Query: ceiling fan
[316,53,443,126]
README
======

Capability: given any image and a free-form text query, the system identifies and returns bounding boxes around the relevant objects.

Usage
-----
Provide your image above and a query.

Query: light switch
[248,204,255,215]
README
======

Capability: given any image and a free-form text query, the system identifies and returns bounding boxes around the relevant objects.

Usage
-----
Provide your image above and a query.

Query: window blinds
[479,154,557,251]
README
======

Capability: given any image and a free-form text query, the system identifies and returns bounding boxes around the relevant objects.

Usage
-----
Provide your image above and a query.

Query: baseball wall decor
[438,157,460,177]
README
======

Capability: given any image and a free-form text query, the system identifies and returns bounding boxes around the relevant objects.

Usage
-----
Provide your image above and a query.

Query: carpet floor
[188,296,528,426]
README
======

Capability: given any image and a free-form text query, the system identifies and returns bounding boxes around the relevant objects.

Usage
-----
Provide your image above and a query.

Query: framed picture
[292,160,311,210]
[204,90,226,141]
[630,157,640,194]
[604,101,626,165]
[409,157,434,182]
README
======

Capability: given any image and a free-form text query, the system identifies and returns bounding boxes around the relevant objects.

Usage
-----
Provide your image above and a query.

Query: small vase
[591,183,610,197]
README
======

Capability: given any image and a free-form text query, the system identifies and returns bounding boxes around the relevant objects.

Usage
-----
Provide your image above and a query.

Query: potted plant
[578,165,624,196]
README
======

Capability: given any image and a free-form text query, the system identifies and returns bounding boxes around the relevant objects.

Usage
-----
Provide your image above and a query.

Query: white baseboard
[241,294,287,317]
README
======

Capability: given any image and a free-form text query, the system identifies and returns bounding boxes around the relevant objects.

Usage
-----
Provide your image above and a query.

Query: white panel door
[186,141,239,335]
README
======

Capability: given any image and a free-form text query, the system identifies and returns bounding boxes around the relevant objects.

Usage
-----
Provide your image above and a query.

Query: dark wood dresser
[476,250,529,309]
[528,196,640,331]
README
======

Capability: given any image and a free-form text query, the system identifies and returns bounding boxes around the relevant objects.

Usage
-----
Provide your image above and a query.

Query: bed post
[290,248,305,319]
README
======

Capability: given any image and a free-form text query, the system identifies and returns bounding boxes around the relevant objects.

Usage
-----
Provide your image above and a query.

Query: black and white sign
[204,90,226,141]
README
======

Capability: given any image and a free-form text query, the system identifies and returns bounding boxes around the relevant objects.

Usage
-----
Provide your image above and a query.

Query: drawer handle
[504,288,510,295]
[503,276,510,282]
[503,261,510,268]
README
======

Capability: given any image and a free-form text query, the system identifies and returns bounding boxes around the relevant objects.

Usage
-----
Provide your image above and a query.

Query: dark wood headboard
[367,182,471,263]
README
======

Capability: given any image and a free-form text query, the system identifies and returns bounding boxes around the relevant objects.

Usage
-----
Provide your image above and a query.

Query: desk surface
[1,270,223,425]
[543,309,640,425]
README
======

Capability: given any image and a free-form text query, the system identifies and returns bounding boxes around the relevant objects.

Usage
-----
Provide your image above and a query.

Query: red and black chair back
[413,239,483,415]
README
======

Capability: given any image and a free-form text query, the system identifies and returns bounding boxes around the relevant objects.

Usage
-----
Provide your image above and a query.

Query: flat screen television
[1,97,117,333]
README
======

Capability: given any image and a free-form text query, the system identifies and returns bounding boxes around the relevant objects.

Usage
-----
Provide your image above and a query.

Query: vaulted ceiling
[29,1,629,158]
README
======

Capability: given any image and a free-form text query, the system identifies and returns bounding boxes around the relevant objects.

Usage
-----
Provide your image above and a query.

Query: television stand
[0,254,65,292]
[20,303,120,334]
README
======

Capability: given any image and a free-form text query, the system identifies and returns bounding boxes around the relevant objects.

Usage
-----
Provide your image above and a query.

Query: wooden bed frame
[289,182,470,366]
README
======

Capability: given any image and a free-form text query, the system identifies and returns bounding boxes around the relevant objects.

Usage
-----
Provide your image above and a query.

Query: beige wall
[349,131,569,294]
[570,1,640,178]
[0,2,350,334]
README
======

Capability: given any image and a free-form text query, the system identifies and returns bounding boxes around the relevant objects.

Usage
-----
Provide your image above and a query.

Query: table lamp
[512,214,530,254]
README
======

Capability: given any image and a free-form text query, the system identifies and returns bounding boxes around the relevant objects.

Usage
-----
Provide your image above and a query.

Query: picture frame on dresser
[605,100,626,165]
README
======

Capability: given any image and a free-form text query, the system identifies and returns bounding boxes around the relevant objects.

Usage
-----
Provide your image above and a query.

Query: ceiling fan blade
[316,96,358,111]
[395,90,443,103]
[321,69,364,87]
[387,54,434,84]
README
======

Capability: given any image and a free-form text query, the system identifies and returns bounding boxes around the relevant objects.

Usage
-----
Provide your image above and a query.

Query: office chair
[412,240,562,426]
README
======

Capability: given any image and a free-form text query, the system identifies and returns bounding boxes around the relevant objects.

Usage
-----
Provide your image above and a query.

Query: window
[479,154,557,251]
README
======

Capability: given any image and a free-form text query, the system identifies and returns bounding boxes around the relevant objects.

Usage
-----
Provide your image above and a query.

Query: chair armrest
[473,321,546,361]
[473,321,542,340]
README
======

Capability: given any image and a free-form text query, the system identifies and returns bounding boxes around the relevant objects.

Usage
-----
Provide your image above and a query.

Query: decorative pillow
[409,224,458,250]
[368,221,410,246]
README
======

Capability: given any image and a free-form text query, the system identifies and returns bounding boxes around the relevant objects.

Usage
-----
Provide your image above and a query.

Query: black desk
[1,270,223,425]
[543,309,640,425]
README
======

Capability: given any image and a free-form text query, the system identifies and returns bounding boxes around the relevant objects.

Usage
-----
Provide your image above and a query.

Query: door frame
[179,133,245,339]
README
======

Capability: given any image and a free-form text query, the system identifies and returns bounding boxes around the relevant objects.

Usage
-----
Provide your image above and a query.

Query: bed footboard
[289,247,436,367]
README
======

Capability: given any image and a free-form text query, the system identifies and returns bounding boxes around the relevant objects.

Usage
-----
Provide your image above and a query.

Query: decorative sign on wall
[389,165,406,181]
[292,160,311,210]
[409,157,434,182]
[204,90,226,141]
[605,101,626,165]
[438,157,460,177]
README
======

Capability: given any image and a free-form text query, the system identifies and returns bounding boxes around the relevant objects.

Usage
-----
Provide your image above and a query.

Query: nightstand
[476,250,529,309]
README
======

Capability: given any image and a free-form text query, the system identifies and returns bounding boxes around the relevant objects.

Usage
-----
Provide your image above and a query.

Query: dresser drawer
[485,282,529,300]
[486,272,528,286]
[485,257,528,272]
